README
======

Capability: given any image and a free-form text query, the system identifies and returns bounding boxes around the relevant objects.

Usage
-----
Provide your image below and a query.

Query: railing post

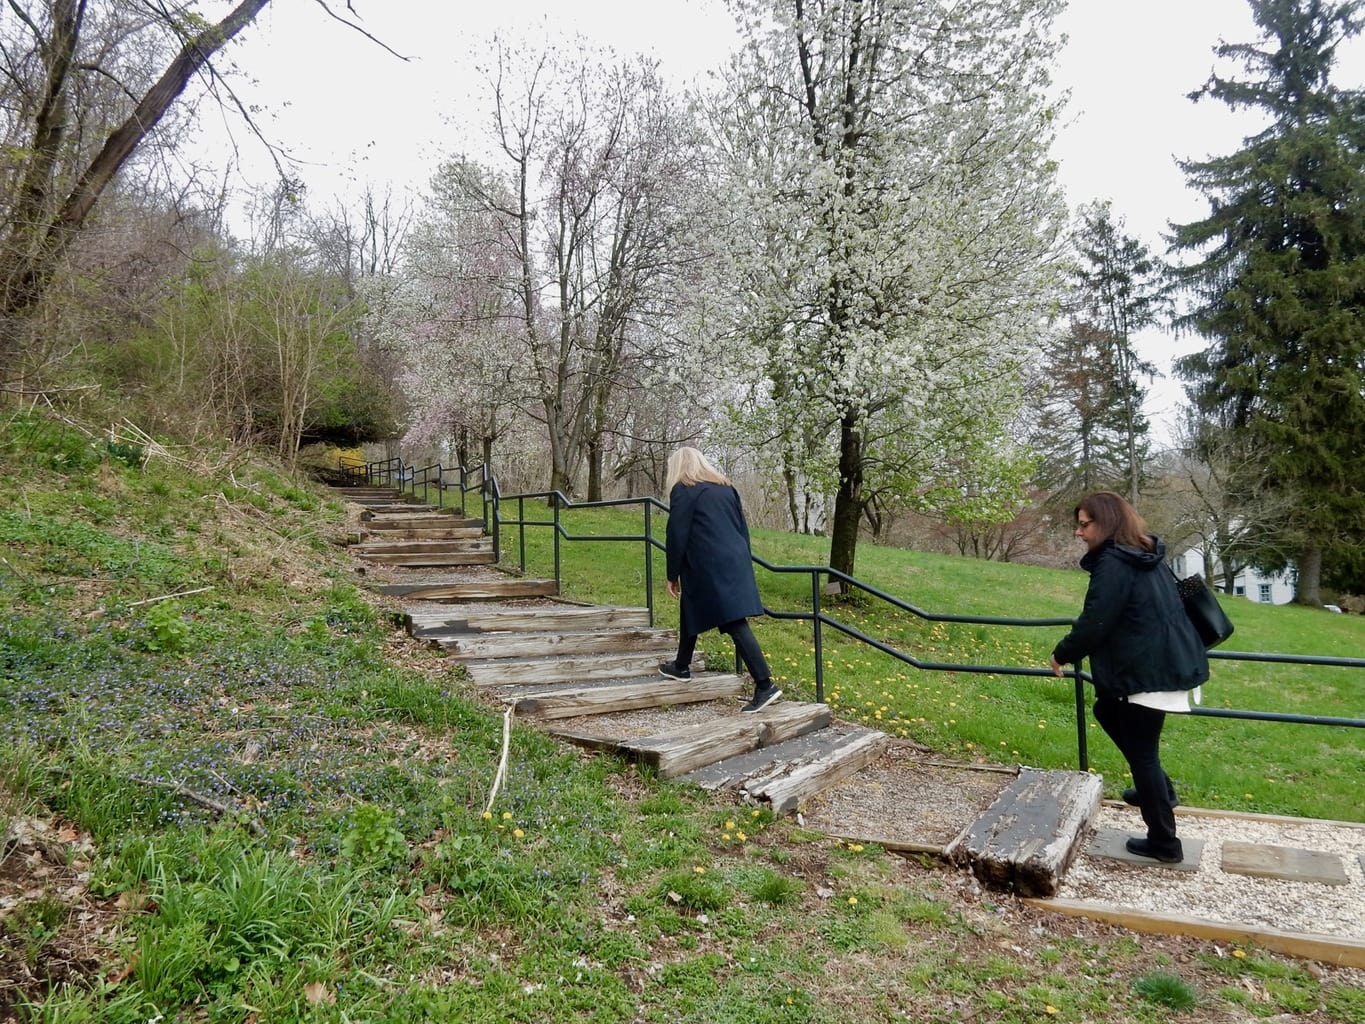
[518,496,527,574]
[553,494,562,592]
[812,569,825,704]
[1074,664,1089,772]
[644,502,655,627]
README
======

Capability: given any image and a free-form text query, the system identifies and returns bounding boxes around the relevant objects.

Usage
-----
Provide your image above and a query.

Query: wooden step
[408,605,650,637]
[945,767,1103,897]
[351,538,493,555]
[363,514,485,529]
[374,579,558,600]
[360,526,487,541]
[463,651,680,687]
[358,502,442,514]
[683,722,890,813]
[621,701,832,778]
[328,487,401,498]
[508,673,746,720]
[435,627,675,659]
[742,727,889,813]
[357,550,497,567]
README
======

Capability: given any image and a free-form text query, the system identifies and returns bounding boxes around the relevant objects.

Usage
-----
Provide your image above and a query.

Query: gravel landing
[1059,804,1365,940]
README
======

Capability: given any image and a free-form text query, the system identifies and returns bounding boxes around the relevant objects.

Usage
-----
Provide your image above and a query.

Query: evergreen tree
[1171,0,1365,605]
[1070,203,1162,502]
[1033,322,1133,502]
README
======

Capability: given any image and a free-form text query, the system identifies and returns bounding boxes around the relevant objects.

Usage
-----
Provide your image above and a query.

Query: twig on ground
[127,775,268,838]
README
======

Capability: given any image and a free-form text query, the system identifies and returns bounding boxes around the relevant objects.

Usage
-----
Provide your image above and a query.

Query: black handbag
[1173,571,1235,648]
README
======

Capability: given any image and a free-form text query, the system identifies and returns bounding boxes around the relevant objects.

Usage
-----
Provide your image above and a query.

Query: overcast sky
[204,0,1365,444]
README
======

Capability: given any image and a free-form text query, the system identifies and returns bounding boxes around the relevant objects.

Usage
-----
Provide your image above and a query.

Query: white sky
[202,0,1365,445]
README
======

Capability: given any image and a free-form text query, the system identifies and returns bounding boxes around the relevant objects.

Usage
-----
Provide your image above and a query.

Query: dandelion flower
[481,810,493,820]
[1233,949,1246,959]
[694,865,706,874]
[848,896,858,905]
[513,828,524,838]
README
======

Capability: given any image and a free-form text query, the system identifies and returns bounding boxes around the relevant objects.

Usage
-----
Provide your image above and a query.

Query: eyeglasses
[1076,518,1095,530]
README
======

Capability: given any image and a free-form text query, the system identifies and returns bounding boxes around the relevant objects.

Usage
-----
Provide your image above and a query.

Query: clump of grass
[747,867,802,905]
[1133,970,1199,1009]
[655,868,730,912]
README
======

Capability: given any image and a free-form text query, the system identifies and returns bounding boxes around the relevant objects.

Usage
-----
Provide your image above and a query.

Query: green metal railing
[345,455,1365,772]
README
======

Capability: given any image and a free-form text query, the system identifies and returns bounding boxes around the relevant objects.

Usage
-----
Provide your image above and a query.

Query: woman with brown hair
[1049,491,1209,863]
[658,446,781,714]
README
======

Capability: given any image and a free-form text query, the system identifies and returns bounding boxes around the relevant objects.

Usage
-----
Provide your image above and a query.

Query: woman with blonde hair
[659,447,780,713]
[1049,491,1209,863]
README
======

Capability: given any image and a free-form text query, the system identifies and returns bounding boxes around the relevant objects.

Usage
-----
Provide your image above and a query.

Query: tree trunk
[1293,543,1323,606]
[827,413,864,582]
[586,436,603,501]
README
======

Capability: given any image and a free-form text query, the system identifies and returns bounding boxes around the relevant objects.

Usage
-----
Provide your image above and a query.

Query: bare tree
[0,0,272,388]
[0,0,403,393]
[466,41,706,497]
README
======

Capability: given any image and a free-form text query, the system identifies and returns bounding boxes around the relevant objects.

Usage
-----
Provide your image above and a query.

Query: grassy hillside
[1,413,1362,1023]
[507,502,1365,823]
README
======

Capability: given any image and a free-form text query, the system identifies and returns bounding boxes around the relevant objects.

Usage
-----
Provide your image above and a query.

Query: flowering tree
[707,0,1067,578]
[422,42,709,498]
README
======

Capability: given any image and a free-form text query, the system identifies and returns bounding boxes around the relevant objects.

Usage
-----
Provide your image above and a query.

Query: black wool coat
[666,480,764,638]
[1051,536,1210,701]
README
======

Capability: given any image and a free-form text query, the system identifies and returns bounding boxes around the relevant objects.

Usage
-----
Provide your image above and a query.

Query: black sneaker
[740,683,782,713]
[1124,836,1183,864]
[1122,787,1179,808]
[658,661,691,681]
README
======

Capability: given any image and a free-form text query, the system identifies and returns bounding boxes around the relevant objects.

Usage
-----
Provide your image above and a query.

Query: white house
[1171,546,1296,605]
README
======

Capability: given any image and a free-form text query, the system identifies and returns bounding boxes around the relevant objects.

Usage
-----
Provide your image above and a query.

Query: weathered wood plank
[374,580,558,600]
[1025,898,1365,970]
[464,651,672,686]
[630,702,831,778]
[358,503,441,513]
[407,606,650,636]
[352,539,493,555]
[356,551,496,566]
[747,727,889,814]
[436,628,676,659]
[513,674,746,719]
[683,724,852,791]
[360,527,487,541]
[364,515,486,530]
[328,488,400,499]
[945,768,1103,897]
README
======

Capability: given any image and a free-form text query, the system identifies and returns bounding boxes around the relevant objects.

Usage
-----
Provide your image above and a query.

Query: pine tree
[1171,0,1365,605]
[1070,203,1162,503]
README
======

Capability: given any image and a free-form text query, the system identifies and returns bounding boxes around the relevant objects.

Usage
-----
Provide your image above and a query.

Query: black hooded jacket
[1051,536,1210,700]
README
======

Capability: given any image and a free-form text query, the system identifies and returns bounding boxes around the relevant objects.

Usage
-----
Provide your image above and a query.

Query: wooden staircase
[330,485,495,567]
[389,586,887,802]
[335,487,1101,894]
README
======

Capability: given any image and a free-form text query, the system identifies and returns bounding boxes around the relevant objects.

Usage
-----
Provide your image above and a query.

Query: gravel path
[1059,804,1365,940]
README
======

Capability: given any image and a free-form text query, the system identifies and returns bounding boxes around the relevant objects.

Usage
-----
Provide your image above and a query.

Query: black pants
[675,618,771,685]
[1092,695,1179,853]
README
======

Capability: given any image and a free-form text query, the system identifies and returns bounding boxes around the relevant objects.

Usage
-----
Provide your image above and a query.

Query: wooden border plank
[1023,897,1365,969]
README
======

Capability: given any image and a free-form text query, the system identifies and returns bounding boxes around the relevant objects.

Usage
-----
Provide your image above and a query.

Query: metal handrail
[348,454,1365,772]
